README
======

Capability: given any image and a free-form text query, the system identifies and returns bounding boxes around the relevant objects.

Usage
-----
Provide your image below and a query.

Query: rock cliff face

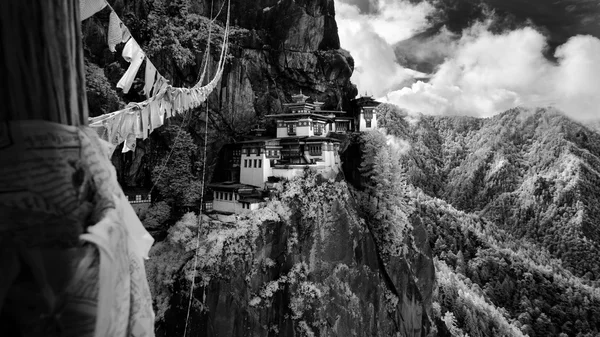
[84,2,434,335]
[146,173,434,336]
[83,0,357,187]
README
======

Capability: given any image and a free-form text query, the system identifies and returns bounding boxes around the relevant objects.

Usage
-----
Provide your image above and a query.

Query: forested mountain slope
[377,105,600,281]
[366,104,600,336]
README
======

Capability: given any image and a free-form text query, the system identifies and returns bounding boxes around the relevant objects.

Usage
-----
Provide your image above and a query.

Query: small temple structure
[351,94,380,132]
[209,92,380,214]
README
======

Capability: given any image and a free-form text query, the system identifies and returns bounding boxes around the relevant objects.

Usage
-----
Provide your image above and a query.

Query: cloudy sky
[335,0,600,121]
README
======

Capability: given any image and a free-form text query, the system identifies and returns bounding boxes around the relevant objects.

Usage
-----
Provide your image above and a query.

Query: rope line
[149,0,231,197]
[148,108,194,196]
[183,1,230,335]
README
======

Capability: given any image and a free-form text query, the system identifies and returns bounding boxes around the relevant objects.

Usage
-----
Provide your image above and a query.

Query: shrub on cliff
[84,60,122,117]
[277,168,349,242]
[151,125,203,206]
[141,201,171,230]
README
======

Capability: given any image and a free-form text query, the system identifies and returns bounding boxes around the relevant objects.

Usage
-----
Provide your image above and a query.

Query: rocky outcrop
[83,0,357,188]
[147,175,433,337]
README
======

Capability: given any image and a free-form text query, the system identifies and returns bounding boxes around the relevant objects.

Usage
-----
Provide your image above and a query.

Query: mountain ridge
[367,104,600,336]
[376,105,600,282]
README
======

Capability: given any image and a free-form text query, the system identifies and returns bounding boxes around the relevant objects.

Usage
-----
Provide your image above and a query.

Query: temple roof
[238,198,264,204]
[291,91,309,103]
[208,182,257,192]
[278,136,341,143]
[265,112,337,120]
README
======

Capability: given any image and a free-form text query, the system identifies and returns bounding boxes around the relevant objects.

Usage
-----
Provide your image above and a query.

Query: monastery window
[287,123,296,135]
[258,160,262,168]
[309,145,322,155]
[245,148,250,156]
[257,147,262,155]
[366,120,372,128]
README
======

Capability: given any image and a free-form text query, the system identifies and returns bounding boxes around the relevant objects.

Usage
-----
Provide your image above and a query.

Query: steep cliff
[146,171,434,336]
[82,1,436,335]
[82,0,357,188]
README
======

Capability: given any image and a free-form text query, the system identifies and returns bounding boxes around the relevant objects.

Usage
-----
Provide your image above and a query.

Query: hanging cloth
[160,98,173,119]
[140,106,151,140]
[143,61,157,98]
[0,121,155,337]
[152,76,169,98]
[79,0,107,21]
[117,39,145,94]
[107,11,124,52]
[149,100,163,132]
[122,133,137,153]
[117,111,136,152]
[108,110,126,145]
[134,110,144,139]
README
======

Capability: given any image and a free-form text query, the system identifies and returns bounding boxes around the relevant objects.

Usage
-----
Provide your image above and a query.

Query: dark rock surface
[148,179,434,337]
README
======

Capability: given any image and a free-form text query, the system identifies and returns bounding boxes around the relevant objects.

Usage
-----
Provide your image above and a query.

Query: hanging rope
[88,0,230,149]
[148,1,231,197]
[195,0,227,86]
[182,1,230,336]
[148,108,194,196]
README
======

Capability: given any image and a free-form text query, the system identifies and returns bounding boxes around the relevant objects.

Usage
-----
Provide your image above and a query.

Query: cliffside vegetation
[146,169,433,336]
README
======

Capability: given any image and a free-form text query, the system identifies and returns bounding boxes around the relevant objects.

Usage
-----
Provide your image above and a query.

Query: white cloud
[553,35,600,121]
[335,0,433,97]
[382,23,600,122]
[335,0,600,122]
[368,0,435,45]
[386,133,411,156]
